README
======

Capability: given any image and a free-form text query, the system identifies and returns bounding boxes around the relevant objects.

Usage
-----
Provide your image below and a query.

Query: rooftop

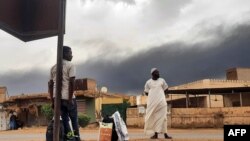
[168,79,250,94]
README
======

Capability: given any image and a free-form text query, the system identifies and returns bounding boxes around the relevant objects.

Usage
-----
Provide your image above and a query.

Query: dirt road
[0,127,223,141]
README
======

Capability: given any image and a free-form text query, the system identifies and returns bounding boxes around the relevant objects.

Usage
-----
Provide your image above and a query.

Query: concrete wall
[126,107,146,128]
[126,107,250,128]
[75,78,97,91]
[0,110,8,130]
[226,68,250,81]
[126,107,171,128]
[206,95,224,108]
[171,108,224,128]
[0,87,7,103]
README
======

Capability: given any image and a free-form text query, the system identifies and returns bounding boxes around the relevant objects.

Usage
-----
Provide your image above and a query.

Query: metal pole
[53,0,66,141]
[195,94,198,107]
[186,92,189,108]
[222,94,225,107]
[208,90,211,108]
[170,94,172,106]
[240,92,243,107]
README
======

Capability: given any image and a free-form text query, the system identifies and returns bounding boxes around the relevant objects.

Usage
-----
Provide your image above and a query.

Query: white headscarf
[151,68,157,74]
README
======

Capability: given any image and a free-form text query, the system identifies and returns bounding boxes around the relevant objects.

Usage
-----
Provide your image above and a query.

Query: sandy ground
[0,126,223,141]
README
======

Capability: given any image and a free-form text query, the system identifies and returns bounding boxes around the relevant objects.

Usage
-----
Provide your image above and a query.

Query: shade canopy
[167,87,250,95]
[0,0,63,42]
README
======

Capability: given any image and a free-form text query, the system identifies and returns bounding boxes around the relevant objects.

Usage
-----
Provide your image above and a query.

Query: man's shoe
[150,133,158,139]
[164,133,172,139]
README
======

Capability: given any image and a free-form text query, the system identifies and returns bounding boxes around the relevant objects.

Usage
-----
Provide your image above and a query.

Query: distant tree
[41,104,53,120]
[78,114,91,128]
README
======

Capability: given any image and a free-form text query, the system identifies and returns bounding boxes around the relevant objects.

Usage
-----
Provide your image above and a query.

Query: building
[127,67,250,128]
[0,86,8,103]
[168,67,250,108]
[0,78,129,130]
[226,67,250,81]
[168,79,250,108]
[129,67,250,108]
[0,86,8,130]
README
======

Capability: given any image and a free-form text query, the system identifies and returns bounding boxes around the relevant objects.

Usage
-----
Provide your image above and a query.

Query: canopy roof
[167,87,250,94]
[168,79,250,95]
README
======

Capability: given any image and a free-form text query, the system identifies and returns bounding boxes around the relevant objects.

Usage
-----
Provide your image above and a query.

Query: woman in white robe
[144,68,172,139]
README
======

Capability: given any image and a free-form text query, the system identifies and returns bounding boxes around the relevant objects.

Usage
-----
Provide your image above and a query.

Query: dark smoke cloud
[1,24,250,95]
[0,69,49,95]
[77,24,250,94]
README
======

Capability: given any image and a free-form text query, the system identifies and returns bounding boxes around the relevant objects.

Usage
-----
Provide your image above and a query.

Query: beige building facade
[169,79,250,108]
[127,68,250,128]
[0,86,7,103]
[226,67,250,81]
[130,78,250,108]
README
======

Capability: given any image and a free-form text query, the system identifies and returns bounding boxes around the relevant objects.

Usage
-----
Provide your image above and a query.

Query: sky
[1,0,250,96]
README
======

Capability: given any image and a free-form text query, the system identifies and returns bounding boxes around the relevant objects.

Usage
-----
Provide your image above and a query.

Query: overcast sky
[1,0,250,95]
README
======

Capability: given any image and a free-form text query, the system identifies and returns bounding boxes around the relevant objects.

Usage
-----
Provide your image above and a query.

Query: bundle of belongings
[99,111,129,141]
[46,117,77,141]
[46,118,65,141]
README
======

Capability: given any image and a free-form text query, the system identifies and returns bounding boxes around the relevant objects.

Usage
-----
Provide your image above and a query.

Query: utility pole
[0,1,66,140]
[53,0,66,141]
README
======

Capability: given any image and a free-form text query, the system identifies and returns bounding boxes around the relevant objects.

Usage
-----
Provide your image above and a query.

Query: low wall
[126,107,171,128]
[126,107,250,128]
[126,108,145,128]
